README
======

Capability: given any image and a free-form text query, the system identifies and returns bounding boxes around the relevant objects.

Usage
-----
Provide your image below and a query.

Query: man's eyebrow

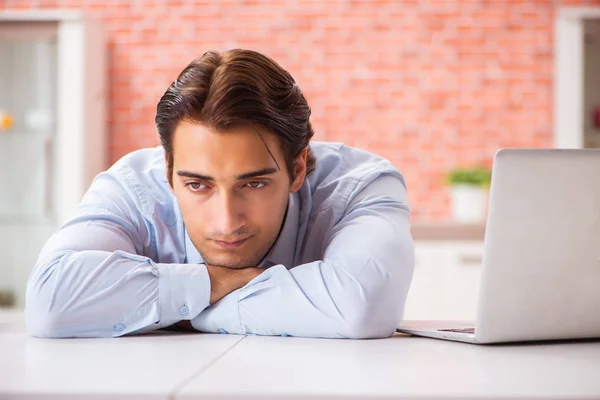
[176,168,278,182]
[176,171,214,181]
[236,168,278,180]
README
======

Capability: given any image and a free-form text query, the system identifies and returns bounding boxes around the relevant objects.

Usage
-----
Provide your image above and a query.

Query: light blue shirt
[25,142,415,339]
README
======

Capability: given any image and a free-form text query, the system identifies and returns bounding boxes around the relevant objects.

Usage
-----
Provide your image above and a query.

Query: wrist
[206,265,246,304]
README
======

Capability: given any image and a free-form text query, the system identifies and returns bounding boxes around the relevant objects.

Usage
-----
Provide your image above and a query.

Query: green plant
[445,166,491,187]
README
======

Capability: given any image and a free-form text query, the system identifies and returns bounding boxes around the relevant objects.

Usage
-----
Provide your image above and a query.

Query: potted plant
[445,166,491,224]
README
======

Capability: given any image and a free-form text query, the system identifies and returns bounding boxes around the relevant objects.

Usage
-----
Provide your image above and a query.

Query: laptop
[397,148,600,344]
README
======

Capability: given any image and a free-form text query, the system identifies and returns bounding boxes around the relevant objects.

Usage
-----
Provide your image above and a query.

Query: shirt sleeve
[190,174,415,339]
[24,172,212,338]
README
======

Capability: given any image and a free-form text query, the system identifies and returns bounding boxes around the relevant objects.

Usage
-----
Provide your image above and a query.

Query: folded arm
[25,172,255,338]
[191,174,415,339]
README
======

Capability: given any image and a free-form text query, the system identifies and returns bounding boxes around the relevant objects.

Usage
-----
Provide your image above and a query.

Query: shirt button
[180,305,189,316]
[114,323,125,332]
[218,328,228,334]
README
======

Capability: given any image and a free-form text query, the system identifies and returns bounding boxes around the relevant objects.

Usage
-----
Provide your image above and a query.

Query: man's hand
[206,265,264,305]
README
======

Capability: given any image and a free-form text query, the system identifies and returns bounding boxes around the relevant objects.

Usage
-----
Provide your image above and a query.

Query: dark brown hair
[156,49,316,186]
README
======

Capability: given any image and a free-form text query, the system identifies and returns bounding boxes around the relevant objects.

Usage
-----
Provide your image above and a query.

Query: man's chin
[202,255,256,269]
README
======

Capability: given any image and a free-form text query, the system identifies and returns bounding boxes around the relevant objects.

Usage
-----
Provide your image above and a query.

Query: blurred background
[1,0,600,319]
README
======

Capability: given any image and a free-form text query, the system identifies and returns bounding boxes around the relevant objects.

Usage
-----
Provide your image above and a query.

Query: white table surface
[2,310,600,400]
[0,309,243,400]
[177,333,600,400]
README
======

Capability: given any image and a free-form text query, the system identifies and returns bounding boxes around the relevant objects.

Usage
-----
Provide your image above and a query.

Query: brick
[1,0,566,220]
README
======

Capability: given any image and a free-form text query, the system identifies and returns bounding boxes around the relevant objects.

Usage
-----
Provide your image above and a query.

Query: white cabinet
[403,240,484,321]
[0,11,106,308]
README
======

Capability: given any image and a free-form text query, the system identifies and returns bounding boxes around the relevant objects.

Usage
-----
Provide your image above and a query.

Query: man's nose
[213,193,246,236]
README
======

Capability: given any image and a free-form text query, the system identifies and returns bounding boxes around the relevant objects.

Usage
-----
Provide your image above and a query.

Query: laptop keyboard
[438,328,475,334]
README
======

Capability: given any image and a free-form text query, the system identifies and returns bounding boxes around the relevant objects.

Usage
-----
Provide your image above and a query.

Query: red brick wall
[3,0,600,220]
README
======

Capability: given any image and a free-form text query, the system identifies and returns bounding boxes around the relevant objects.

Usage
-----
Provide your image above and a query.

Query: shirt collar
[183,191,300,268]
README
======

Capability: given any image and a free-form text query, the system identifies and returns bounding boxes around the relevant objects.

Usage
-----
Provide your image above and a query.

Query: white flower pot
[450,185,489,224]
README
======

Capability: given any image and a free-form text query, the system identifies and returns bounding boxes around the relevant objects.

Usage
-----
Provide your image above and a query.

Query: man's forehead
[174,121,280,153]
[172,121,283,178]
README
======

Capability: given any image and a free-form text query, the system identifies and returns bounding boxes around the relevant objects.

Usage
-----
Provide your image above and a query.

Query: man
[25,49,415,339]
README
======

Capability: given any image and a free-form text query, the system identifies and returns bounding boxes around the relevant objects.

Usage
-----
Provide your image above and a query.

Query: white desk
[2,310,600,400]
[0,310,243,399]
[178,334,600,400]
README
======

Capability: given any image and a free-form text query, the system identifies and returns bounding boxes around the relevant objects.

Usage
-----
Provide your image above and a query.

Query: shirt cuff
[155,262,211,328]
[190,288,244,334]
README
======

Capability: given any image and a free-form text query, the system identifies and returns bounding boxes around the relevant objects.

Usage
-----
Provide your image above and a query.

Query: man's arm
[190,174,415,339]
[24,172,261,338]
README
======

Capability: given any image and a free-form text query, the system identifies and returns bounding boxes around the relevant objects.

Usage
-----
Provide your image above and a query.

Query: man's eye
[245,181,267,189]
[186,182,207,191]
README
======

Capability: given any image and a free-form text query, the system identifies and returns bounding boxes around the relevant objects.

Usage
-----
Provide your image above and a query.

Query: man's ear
[290,148,308,193]
[165,151,175,194]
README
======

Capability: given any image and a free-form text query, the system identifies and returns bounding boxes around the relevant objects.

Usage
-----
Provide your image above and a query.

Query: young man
[25,49,415,339]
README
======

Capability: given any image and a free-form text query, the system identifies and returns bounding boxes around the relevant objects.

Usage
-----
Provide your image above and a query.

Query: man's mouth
[213,238,249,249]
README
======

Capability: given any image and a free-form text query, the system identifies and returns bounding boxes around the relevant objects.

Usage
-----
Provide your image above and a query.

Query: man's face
[169,121,306,269]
